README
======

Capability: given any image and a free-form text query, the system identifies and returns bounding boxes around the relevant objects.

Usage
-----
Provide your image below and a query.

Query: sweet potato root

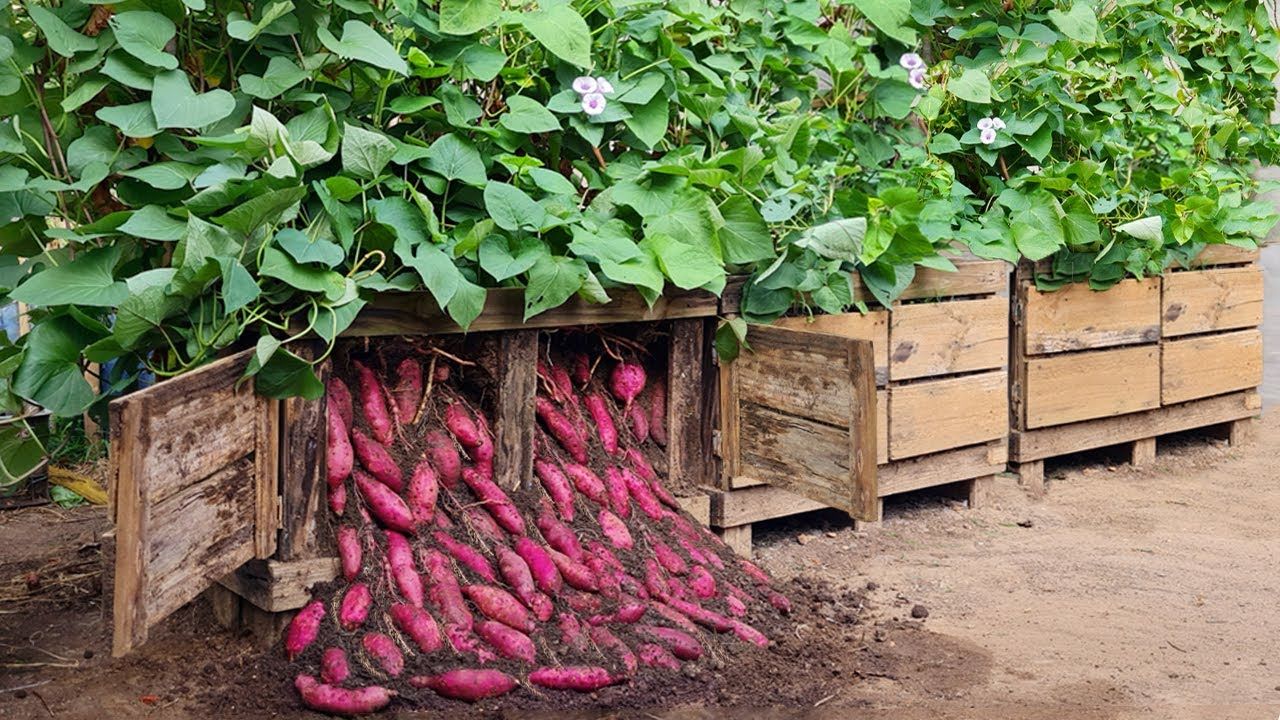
[410,669,517,702]
[295,674,392,714]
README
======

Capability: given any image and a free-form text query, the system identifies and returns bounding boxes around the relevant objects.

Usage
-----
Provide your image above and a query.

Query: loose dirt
[2,414,1277,718]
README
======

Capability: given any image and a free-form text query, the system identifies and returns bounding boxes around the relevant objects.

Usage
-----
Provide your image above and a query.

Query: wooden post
[668,319,712,488]
[720,526,752,557]
[1130,437,1157,468]
[1013,460,1045,496]
[967,475,994,509]
[496,330,539,490]
[1229,417,1257,446]
[277,343,327,562]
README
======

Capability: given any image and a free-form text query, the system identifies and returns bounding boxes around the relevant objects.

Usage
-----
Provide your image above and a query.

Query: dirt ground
[2,413,1277,719]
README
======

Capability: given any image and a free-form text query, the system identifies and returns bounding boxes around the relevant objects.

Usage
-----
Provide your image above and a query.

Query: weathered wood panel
[1022,278,1161,354]
[496,330,538,490]
[219,557,340,612]
[710,484,828,528]
[668,319,713,490]
[774,311,889,386]
[111,348,278,657]
[851,258,1009,302]
[1010,390,1260,462]
[878,441,1007,497]
[1190,244,1260,267]
[277,348,327,562]
[733,329,859,426]
[1161,329,1263,405]
[889,297,1007,381]
[1161,266,1264,337]
[888,372,1007,460]
[1023,346,1160,429]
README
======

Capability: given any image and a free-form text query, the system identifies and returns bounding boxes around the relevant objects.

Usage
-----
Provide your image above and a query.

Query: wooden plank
[111,397,146,656]
[277,349,327,562]
[496,330,538,490]
[875,389,888,466]
[1022,278,1161,354]
[219,557,340,612]
[255,397,280,559]
[851,258,1009,302]
[719,525,752,556]
[877,442,1007,497]
[1009,263,1032,432]
[888,372,1007,460]
[676,494,711,526]
[1161,266,1263,337]
[774,311,889,386]
[733,326,857,426]
[889,296,1007,381]
[720,275,749,315]
[845,339,878,518]
[668,320,710,489]
[1009,390,1260,462]
[1161,329,1263,405]
[347,287,720,337]
[1025,346,1160,428]
[710,485,828,528]
[1190,244,1260,267]
[718,360,739,490]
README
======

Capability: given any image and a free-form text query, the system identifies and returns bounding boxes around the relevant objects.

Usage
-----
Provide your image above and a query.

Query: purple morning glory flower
[980,127,997,145]
[581,92,607,116]
[908,67,927,90]
[572,76,598,95]
[899,52,924,71]
[977,117,995,131]
[595,77,614,94]
[991,117,1006,130]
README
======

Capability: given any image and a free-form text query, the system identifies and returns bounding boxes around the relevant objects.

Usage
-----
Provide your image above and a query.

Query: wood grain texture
[1022,277,1161,354]
[218,557,340,612]
[710,484,828,528]
[278,348,327,562]
[733,327,858,426]
[1010,390,1260,462]
[1024,346,1160,428]
[774,311,889,385]
[347,287,719,337]
[851,258,1009,302]
[496,330,538,490]
[1190,244,1260,267]
[676,494,711,527]
[878,440,1007,496]
[1161,266,1263,337]
[668,319,711,490]
[889,296,1007,381]
[1161,329,1263,405]
[888,372,1007,459]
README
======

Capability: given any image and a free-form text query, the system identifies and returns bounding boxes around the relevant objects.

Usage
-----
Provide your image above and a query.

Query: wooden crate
[713,257,1011,554]
[1010,246,1264,489]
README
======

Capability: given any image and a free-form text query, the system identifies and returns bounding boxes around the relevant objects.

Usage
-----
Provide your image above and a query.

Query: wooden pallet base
[1009,390,1261,487]
[712,441,1007,554]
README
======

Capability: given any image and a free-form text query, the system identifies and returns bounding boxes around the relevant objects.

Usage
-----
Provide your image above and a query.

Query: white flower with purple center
[979,127,997,144]
[899,52,924,71]
[908,67,928,90]
[581,92,607,116]
[572,76,598,95]
[977,116,1005,145]
[595,77,614,94]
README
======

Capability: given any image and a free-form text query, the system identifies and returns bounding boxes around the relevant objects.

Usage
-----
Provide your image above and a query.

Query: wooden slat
[1022,278,1161,354]
[718,359,739,490]
[774,311,889,386]
[1191,244,1260,267]
[1025,346,1160,428]
[889,297,1007,381]
[347,287,719,337]
[851,258,1009,302]
[277,349,327,562]
[710,485,828,528]
[877,441,1007,497]
[676,494,711,527]
[1010,390,1260,462]
[111,396,146,655]
[875,388,888,466]
[1161,329,1263,405]
[733,327,857,426]
[219,557,340,612]
[888,371,1007,460]
[496,330,538,490]
[255,398,280,559]
[668,319,712,489]
[1161,266,1263,337]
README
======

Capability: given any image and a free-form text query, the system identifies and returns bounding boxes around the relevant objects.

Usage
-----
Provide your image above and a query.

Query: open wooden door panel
[108,348,280,656]
[720,325,878,520]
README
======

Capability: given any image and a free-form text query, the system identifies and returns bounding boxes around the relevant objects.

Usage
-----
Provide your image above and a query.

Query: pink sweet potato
[570,353,591,386]
[558,612,588,651]
[536,396,587,463]
[461,468,527,536]
[689,565,717,599]
[636,625,703,660]
[740,558,773,586]
[609,361,646,407]
[562,463,608,507]
[601,467,631,518]
[768,591,792,614]
[328,480,347,516]
[731,619,769,647]
[386,531,425,607]
[434,530,498,583]
[649,601,700,634]
[644,558,671,601]
[626,401,649,443]
[514,538,562,596]
[618,571,648,600]
[651,537,687,575]
[351,429,404,492]
[462,506,505,543]
[548,363,576,404]
[534,459,575,521]
[354,470,414,534]
[422,548,472,630]
[597,508,633,550]
[337,525,362,583]
[588,626,637,676]
[354,362,395,445]
[475,620,536,663]
[463,584,535,634]
[528,666,618,692]
[564,588,603,615]
[669,598,733,633]
[362,633,404,677]
[586,541,624,573]
[406,460,438,527]
[326,405,353,489]
[425,431,462,490]
[548,548,597,592]
[284,600,325,660]
[496,546,553,621]
[391,603,443,654]
[584,554,620,600]
[295,674,392,714]
[434,362,451,382]
[597,598,647,624]
[472,412,495,465]
[444,401,489,460]
[326,377,354,431]
[410,668,516,702]
[666,574,691,601]
[391,358,423,423]
[535,509,584,561]
[625,448,657,481]
[647,377,667,446]
[650,475,681,511]
[622,468,666,520]
[584,392,619,455]
[339,583,373,631]
[637,643,681,670]
[320,647,349,684]
[726,594,748,618]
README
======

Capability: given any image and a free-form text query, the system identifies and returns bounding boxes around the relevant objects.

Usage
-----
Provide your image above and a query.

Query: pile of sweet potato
[289,337,791,714]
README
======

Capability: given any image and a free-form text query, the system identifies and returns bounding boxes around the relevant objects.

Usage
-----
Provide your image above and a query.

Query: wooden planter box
[1009,245,1264,486]
[712,257,1011,553]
